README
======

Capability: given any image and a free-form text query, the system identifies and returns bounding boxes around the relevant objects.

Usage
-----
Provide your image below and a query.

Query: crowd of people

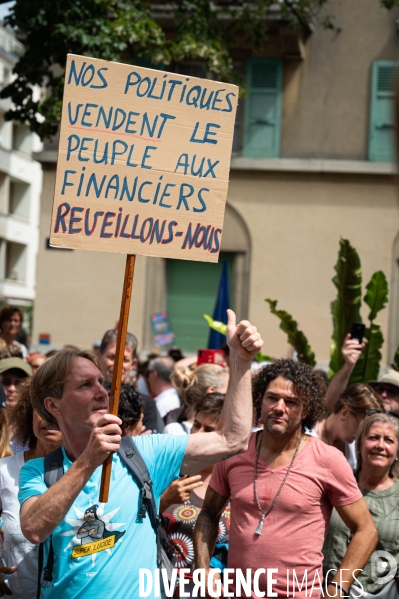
[0,304,397,598]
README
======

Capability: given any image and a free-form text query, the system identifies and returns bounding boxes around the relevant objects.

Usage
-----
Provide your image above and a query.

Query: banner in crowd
[50,54,238,262]
[150,312,175,346]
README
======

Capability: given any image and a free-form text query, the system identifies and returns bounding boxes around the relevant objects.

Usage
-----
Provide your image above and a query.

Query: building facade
[33,0,399,366]
[0,24,42,329]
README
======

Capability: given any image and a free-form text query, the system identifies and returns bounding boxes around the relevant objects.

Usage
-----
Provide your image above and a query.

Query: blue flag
[207,259,230,349]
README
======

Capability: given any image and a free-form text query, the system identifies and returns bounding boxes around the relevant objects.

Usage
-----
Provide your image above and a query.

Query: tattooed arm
[194,486,229,596]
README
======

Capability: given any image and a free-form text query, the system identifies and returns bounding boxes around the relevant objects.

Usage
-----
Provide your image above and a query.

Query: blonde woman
[164,364,229,435]
[323,412,399,597]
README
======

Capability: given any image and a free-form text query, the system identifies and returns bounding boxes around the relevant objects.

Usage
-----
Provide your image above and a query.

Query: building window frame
[368,60,399,163]
[243,58,283,159]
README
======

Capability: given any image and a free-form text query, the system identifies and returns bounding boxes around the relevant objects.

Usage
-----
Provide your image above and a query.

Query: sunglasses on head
[364,409,399,420]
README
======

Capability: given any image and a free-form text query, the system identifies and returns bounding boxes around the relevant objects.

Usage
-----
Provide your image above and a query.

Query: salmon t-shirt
[209,433,362,599]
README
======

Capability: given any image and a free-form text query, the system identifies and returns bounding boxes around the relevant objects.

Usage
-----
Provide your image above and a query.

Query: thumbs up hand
[226,309,263,362]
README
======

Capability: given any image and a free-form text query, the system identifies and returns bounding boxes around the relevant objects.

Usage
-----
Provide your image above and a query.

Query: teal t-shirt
[19,434,188,599]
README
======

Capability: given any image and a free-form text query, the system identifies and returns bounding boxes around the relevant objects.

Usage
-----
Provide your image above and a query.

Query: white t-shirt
[164,421,192,435]
[154,387,180,418]
[0,452,38,599]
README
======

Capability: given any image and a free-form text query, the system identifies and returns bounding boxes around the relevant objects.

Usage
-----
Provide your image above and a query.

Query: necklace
[254,432,303,535]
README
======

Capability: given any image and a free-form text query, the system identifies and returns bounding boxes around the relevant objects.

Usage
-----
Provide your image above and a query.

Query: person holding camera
[324,334,399,419]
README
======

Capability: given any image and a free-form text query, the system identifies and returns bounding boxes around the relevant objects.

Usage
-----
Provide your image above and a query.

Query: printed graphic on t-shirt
[61,503,126,561]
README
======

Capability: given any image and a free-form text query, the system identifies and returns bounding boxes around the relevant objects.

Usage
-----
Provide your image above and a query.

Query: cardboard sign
[50,54,238,262]
[38,333,51,345]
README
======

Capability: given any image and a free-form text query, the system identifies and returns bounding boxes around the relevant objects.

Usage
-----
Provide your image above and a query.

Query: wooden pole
[99,254,136,502]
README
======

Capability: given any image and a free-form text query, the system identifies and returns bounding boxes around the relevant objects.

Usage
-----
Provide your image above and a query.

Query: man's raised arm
[180,309,263,475]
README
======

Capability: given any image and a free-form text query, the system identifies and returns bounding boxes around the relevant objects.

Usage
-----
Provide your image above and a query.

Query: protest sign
[50,54,238,501]
[50,54,238,262]
[151,311,175,346]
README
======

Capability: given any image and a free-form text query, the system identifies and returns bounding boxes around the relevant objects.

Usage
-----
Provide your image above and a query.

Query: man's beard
[264,415,303,437]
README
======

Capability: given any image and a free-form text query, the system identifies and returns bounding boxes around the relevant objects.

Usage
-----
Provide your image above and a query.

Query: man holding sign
[18,310,262,598]
[20,52,244,598]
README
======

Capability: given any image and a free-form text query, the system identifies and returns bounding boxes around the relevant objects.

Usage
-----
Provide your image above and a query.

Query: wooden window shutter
[243,58,283,158]
[369,60,399,162]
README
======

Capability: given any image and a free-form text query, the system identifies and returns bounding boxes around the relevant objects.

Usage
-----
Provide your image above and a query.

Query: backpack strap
[118,436,159,531]
[36,543,43,599]
[180,421,190,434]
[37,447,65,599]
[44,448,64,487]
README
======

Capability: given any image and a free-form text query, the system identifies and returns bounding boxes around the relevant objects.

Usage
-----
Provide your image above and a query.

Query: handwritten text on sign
[50,55,238,262]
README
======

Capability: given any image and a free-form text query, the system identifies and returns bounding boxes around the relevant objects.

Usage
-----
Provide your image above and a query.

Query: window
[0,64,10,88]
[0,173,6,214]
[166,253,234,351]
[369,60,399,162]
[5,241,26,283]
[12,124,32,157]
[9,180,30,220]
[243,58,283,158]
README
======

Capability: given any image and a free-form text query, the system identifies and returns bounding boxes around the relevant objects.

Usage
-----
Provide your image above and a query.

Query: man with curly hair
[194,358,377,599]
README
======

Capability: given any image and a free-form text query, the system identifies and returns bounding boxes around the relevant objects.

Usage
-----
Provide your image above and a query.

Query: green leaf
[203,314,227,335]
[330,239,362,376]
[349,324,383,383]
[253,351,273,363]
[265,299,316,367]
[391,345,399,372]
[203,314,272,363]
[364,270,388,322]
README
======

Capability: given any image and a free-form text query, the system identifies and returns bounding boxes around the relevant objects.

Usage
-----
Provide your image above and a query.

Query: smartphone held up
[349,322,366,344]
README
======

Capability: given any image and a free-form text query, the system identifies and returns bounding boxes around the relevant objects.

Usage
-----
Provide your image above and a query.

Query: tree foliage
[392,346,399,371]
[364,270,388,322]
[349,270,388,384]
[265,299,316,366]
[379,0,399,8]
[1,0,334,139]
[330,239,362,375]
